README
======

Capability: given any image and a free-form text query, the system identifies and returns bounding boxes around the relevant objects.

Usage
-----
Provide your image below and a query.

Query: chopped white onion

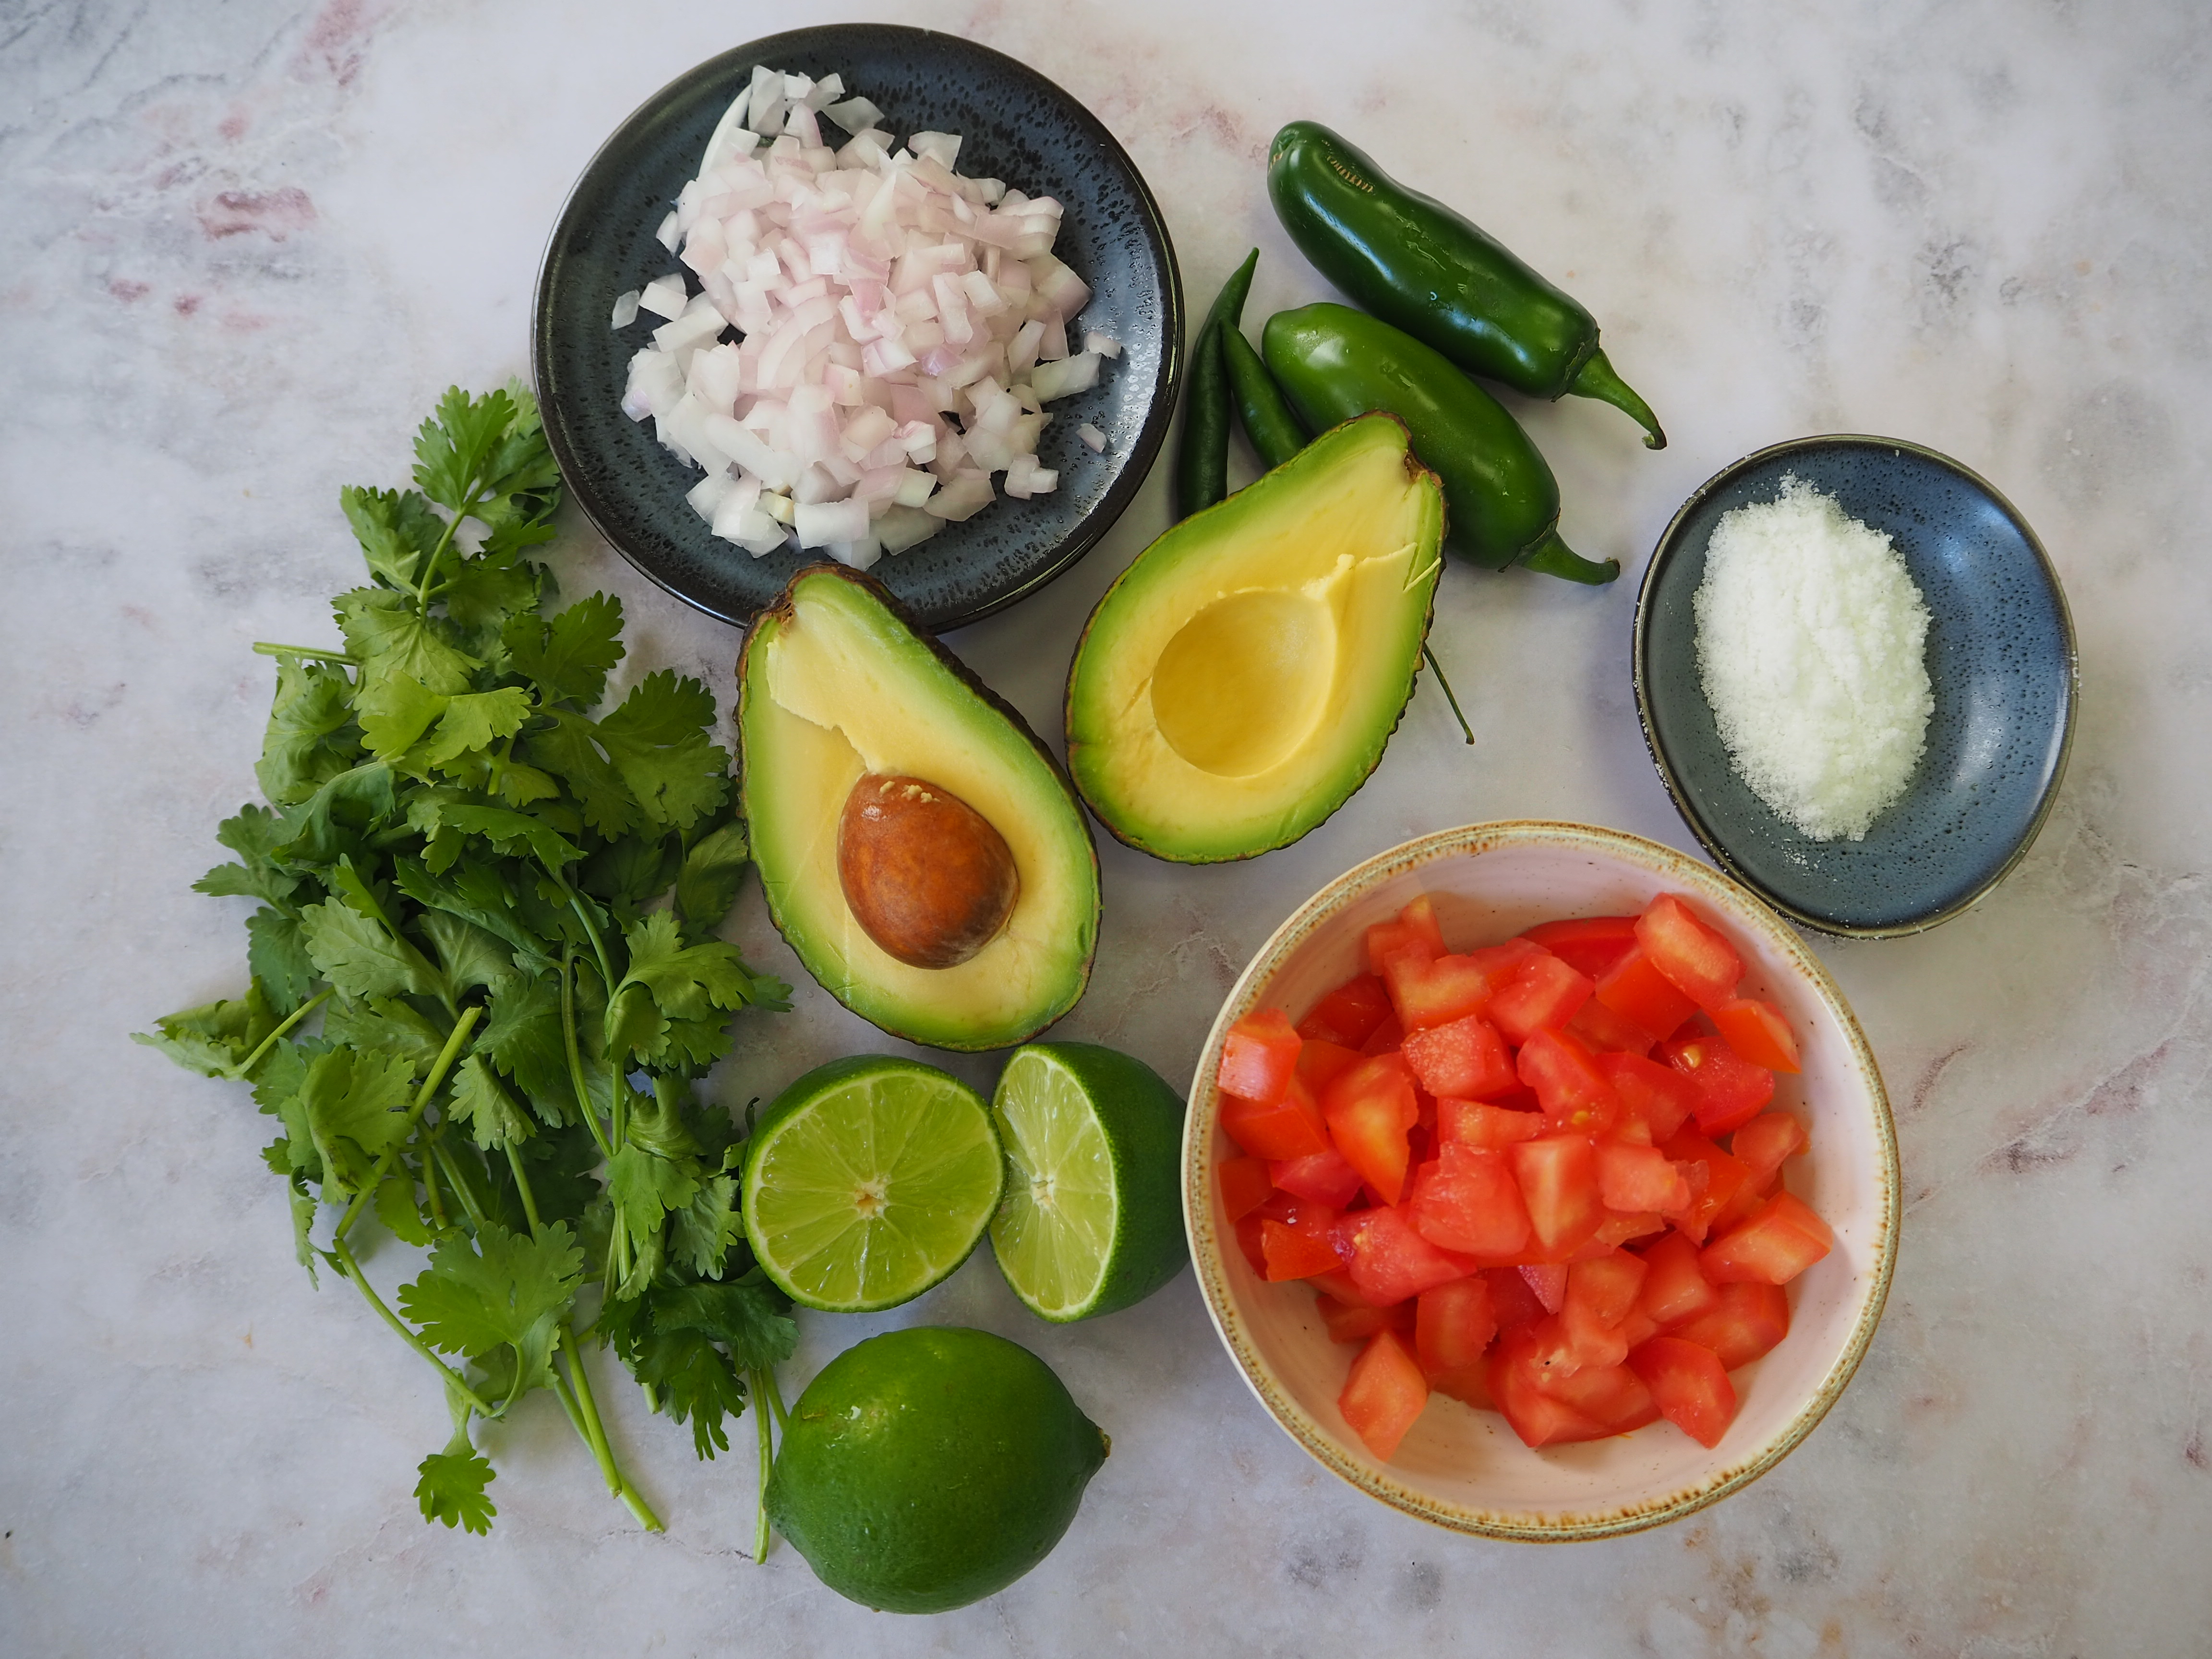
[1084,330,1121,359]
[611,289,642,328]
[1077,422,1107,451]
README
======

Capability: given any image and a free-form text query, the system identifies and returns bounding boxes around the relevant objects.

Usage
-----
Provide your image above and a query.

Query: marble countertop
[7,0,2211,1651]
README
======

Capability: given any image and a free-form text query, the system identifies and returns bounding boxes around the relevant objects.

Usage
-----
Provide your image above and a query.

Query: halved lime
[987,1042,1188,1322]
[742,1055,1003,1313]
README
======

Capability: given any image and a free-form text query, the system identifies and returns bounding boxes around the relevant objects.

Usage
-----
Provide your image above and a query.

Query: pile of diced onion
[613,65,1118,571]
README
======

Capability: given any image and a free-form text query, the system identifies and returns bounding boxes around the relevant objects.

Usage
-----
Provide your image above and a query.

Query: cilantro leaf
[633,1328,750,1459]
[300,1046,415,1194]
[404,790,582,873]
[376,1168,433,1246]
[504,593,625,709]
[256,658,359,806]
[132,985,278,1078]
[398,1220,582,1367]
[421,687,533,773]
[268,763,396,869]
[652,1271,798,1371]
[521,710,638,838]
[595,671,730,833]
[246,905,320,1013]
[300,897,444,1002]
[196,804,305,906]
[673,819,752,944]
[416,909,517,996]
[341,485,446,591]
[355,671,446,762]
[445,1054,534,1151]
[416,1443,497,1534]
[669,1174,744,1280]
[619,911,766,1023]
[324,997,448,1078]
[413,386,517,515]
[606,1144,700,1235]
[336,587,481,695]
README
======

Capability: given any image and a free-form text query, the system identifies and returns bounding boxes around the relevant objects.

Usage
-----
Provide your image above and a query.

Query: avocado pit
[837,773,1021,969]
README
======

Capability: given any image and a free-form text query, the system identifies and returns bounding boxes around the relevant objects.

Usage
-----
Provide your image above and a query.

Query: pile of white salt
[1693,477,1934,842]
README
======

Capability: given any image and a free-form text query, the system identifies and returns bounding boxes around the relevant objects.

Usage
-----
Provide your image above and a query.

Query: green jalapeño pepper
[1173,249,1259,519]
[1267,120,1666,450]
[1262,302,1617,584]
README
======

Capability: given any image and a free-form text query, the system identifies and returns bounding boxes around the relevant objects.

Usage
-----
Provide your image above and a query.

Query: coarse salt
[1693,476,1933,842]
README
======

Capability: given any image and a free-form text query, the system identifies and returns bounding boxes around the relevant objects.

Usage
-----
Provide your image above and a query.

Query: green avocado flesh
[738,566,1100,1050]
[1064,414,1445,863]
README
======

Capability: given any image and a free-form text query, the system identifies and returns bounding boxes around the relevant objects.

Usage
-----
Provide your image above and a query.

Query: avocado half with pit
[1064,413,1445,862]
[738,565,1100,1051]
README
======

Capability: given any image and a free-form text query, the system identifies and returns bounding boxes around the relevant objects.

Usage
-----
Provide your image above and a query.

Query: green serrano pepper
[1262,302,1617,585]
[1267,121,1666,450]
[1221,327,1307,470]
[1172,249,1259,518]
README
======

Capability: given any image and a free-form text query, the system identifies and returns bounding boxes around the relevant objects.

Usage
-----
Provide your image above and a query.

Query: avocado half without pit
[1064,413,1446,863]
[738,565,1100,1051]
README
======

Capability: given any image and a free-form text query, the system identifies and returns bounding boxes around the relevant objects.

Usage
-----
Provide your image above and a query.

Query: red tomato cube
[1316,1291,1414,1345]
[1485,1264,1546,1332]
[1729,1112,1808,1189]
[1635,895,1743,1010]
[1519,915,1641,980]
[1535,1358,1660,1434]
[1592,947,1699,1044]
[1269,1144,1366,1208]
[1701,1191,1834,1285]
[1660,1029,1776,1137]
[1262,1215,1346,1281]
[1516,1027,1621,1132]
[1519,1261,1569,1314]
[1233,1212,1268,1275]
[1401,1013,1516,1099]
[1216,1007,1301,1103]
[1711,996,1801,1073]
[1511,1135,1605,1256]
[1339,1327,1430,1460]
[1407,1143,1533,1257]
[1322,1053,1420,1203]
[1382,950,1499,1032]
[1219,1071,1332,1161]
[1659,1130,1753,1245]
[1670,1280,1790,1367]
[1298,973,1394,1048]
[1341,1204,1479,1307]
[1597,1051,1703,1142]
[1294,1037,1363,1098]
[1415,1275,1498,1388]
[1567,993,1658,1057]
[1486,950,1596,1046]
[1437,1098,1544,1148]
[1597,1140,1692,1214]
[1358,1012,1406,1056]
[1636,1231,1720,1327]
[1561,1249,1649,1369]
[1627,1336,1738,1448]
[1217,1156,1273,1222]
[1489,1325,1612,1445]
[1365,895,1447,975]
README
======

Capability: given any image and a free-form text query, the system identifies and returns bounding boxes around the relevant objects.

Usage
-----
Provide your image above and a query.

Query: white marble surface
[6,0,2211,1651]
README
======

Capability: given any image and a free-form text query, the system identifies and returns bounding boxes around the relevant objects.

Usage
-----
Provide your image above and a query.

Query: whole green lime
[765,1326,1109,1613]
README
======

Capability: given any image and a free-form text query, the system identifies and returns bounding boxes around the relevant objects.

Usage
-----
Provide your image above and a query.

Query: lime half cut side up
[742,1055,1004,1313]
[988,1042,1189,1322]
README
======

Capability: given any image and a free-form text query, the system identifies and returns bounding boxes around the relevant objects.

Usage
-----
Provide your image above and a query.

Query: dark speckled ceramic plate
[532,25,1182,633]
[1635,435,2077,938]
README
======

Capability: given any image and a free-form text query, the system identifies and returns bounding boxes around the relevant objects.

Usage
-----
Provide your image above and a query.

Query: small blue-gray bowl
[1634,434,2077,938]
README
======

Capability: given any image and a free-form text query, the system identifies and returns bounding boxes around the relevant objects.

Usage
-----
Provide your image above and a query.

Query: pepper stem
[1519,529,1620,586]
[1568,347,1666,450]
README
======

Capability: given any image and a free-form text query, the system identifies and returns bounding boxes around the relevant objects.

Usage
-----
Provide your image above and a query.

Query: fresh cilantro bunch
[138,386,797,1538]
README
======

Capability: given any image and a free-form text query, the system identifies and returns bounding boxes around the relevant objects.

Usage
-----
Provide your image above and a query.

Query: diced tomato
[1617,1306,1661,1354]
[1485,1264,1545,1331]
[1627,1336,1738,1448]
[1217,1008,1301,1103]
[1217,1156,1273,1222]
[1382,950,1499,1032]
[1597,1051,1702,1142]
[1669,1280,1790,1367]
[1401,1012,1516,1099]
[1512,1135,1604,1255]
[1636,1232,1719,1327]
[1702,1191,1833,1285]
[1262,1214,1346,1281]
[1220,1072,1332,1161]
[1485,951,1595,1046]
[1635,895,1743,1010]
[1660,1029,1776,1137]
[1591,1210,1668,1247]
[1516,1027,1621,1132]
[1519,1261,1568,1314]
[1520,915,1641,980]
[1232,1212,1268,1275]
[1294,1037,1362,1097]
[1438,1098,1545,1148]
[1414,1275,1497,1400]
[1359,1013,1405,1056]
[1340,1204,1477,1306]
[1535,1359,1660,1434]
[1407,1143,1533,1257]
[1490,1326,1608,1447]
[1593,947,1699,1044]
[1364,895,1447,975]
[1270,1145,1366,1208]
[1711,996,1801,1073]
[1322,1053,1420,1203]
[1308,1267,1370,1307]
[1596,1140,1692,1214]
[1298,973,1394,1048]
[1567,993,1657,1057]
[1561,1249,1649,1369]
[1659,1130,1752,1245]
[1316,1291,1414,1345]
[1339,1328,1429,1460]
[1729,1112,1808,1188]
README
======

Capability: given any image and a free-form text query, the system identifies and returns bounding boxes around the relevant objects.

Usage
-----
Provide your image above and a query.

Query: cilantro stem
[413,482,484,616]
[429,1137,491,1234]
[752,1365,776,1564]
[252,642,361,665]
[328,1237,497,1418]
[335,1003,482,1244]
[421,1146,448,1232]
[559,949,615,1162]
[227,987,333,1081]
[561,1325,664,1531]
[504,1143,543,1235]
[1422,644,1477,746]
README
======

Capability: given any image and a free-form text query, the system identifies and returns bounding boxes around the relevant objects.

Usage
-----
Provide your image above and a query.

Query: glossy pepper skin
[1173,249,1259,518]
[1262,302,1617,584]
[1267,121,1666,450]
[1221,326,1306,470]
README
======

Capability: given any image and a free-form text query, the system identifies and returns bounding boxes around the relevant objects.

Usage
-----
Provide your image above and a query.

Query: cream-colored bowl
[1183,821,1897,1540]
